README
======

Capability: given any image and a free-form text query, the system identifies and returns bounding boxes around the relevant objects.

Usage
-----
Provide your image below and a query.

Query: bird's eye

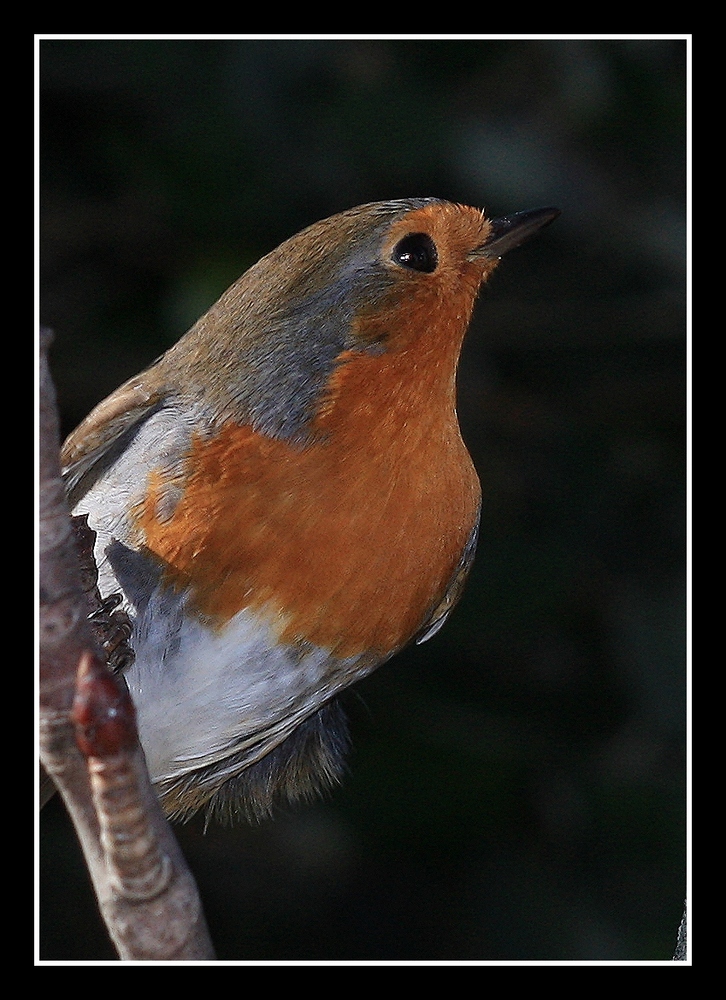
[391,232,438,273]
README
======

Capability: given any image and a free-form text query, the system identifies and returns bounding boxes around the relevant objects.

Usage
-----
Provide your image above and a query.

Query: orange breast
[134,299,481,659]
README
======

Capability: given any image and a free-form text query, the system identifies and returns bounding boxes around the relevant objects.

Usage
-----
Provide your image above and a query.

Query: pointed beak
[470,206,560,260]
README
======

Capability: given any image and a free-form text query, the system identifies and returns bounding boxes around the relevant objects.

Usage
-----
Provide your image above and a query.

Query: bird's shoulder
[61,365,173,506]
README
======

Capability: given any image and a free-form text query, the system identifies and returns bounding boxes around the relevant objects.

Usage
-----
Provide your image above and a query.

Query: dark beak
[470,206,560,260]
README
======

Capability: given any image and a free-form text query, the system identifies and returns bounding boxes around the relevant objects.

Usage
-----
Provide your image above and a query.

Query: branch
[38,328,215,961]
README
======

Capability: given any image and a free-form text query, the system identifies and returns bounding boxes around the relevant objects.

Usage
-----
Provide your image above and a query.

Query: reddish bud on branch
[72,651,138,758]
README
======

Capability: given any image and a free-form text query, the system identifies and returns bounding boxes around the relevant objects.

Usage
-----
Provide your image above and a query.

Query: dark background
[38,37,688,962]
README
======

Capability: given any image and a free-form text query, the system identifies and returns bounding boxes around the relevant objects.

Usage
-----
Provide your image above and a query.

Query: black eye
[391,232,438,273]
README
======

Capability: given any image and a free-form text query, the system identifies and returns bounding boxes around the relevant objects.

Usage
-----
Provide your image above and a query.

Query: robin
[60,198,559,823]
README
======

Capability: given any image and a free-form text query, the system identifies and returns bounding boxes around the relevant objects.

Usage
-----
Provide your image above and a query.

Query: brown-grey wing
[414,513,480,646]
[61,373,167,508]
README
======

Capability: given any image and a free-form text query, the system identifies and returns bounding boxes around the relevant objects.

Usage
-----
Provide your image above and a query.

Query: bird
[60,198,559,824]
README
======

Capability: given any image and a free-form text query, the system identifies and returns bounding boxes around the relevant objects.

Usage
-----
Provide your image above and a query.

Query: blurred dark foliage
[38,37,687,962]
